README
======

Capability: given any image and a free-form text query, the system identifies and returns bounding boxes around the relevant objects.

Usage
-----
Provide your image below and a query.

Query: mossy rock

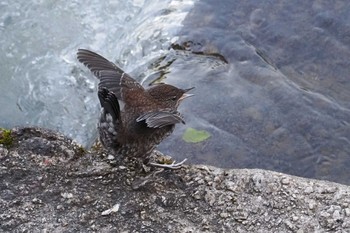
[0,128,14,148]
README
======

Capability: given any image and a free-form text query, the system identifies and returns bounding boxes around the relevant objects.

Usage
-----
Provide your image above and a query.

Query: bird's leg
[147,150,187,170]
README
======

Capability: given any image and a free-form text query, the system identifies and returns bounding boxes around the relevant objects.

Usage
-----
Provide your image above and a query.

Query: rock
[0,127,350,232]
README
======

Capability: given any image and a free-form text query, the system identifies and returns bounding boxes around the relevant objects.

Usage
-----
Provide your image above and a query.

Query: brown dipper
[77,49,193,168]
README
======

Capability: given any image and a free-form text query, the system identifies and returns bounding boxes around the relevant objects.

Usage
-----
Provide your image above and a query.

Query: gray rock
[0,127,349,232]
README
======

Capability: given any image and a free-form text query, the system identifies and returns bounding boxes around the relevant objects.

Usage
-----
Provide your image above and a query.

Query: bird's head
[148,84,194,109]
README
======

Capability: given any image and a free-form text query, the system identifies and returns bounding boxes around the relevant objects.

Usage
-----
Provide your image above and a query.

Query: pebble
[304,186,313,194]
[281,177,290,185]
[220,212,229,218]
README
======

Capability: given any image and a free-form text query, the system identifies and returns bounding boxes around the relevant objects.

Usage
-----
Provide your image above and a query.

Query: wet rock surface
[0,127,349,232]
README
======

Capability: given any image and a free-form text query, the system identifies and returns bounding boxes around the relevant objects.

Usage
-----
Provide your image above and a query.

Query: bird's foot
[147,150,187,170]
[148,158,187,169]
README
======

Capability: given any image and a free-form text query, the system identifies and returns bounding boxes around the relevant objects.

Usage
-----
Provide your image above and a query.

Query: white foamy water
[0,0,195,145]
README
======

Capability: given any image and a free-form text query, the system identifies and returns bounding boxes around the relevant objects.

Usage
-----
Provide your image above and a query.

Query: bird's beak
[179,87,195,101]
[184,87,195,92]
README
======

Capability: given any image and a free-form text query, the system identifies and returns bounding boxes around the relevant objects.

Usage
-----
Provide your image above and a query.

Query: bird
[77,49,194,169]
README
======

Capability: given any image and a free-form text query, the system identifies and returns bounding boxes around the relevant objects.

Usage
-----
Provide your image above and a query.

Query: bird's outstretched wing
[98,88,122,124]
[136,111,185,128]
[77,49,144,100]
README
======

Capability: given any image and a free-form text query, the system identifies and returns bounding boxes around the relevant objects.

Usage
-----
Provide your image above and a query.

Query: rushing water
[0,0,192,144]
[1,0,350,185]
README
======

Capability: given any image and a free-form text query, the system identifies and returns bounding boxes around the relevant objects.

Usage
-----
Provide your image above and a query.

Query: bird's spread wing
[136,111,185,128]
[77,49,144,100]
[98,88,121,124]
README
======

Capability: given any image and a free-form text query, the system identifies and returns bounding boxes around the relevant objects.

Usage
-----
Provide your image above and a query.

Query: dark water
[1,0,349,185]
[158,0,350,185]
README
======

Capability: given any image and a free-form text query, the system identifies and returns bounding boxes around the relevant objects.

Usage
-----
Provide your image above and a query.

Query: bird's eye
[171,96,177,101]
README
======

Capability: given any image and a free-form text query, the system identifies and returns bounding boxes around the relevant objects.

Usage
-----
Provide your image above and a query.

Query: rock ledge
[0,127,349,232]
